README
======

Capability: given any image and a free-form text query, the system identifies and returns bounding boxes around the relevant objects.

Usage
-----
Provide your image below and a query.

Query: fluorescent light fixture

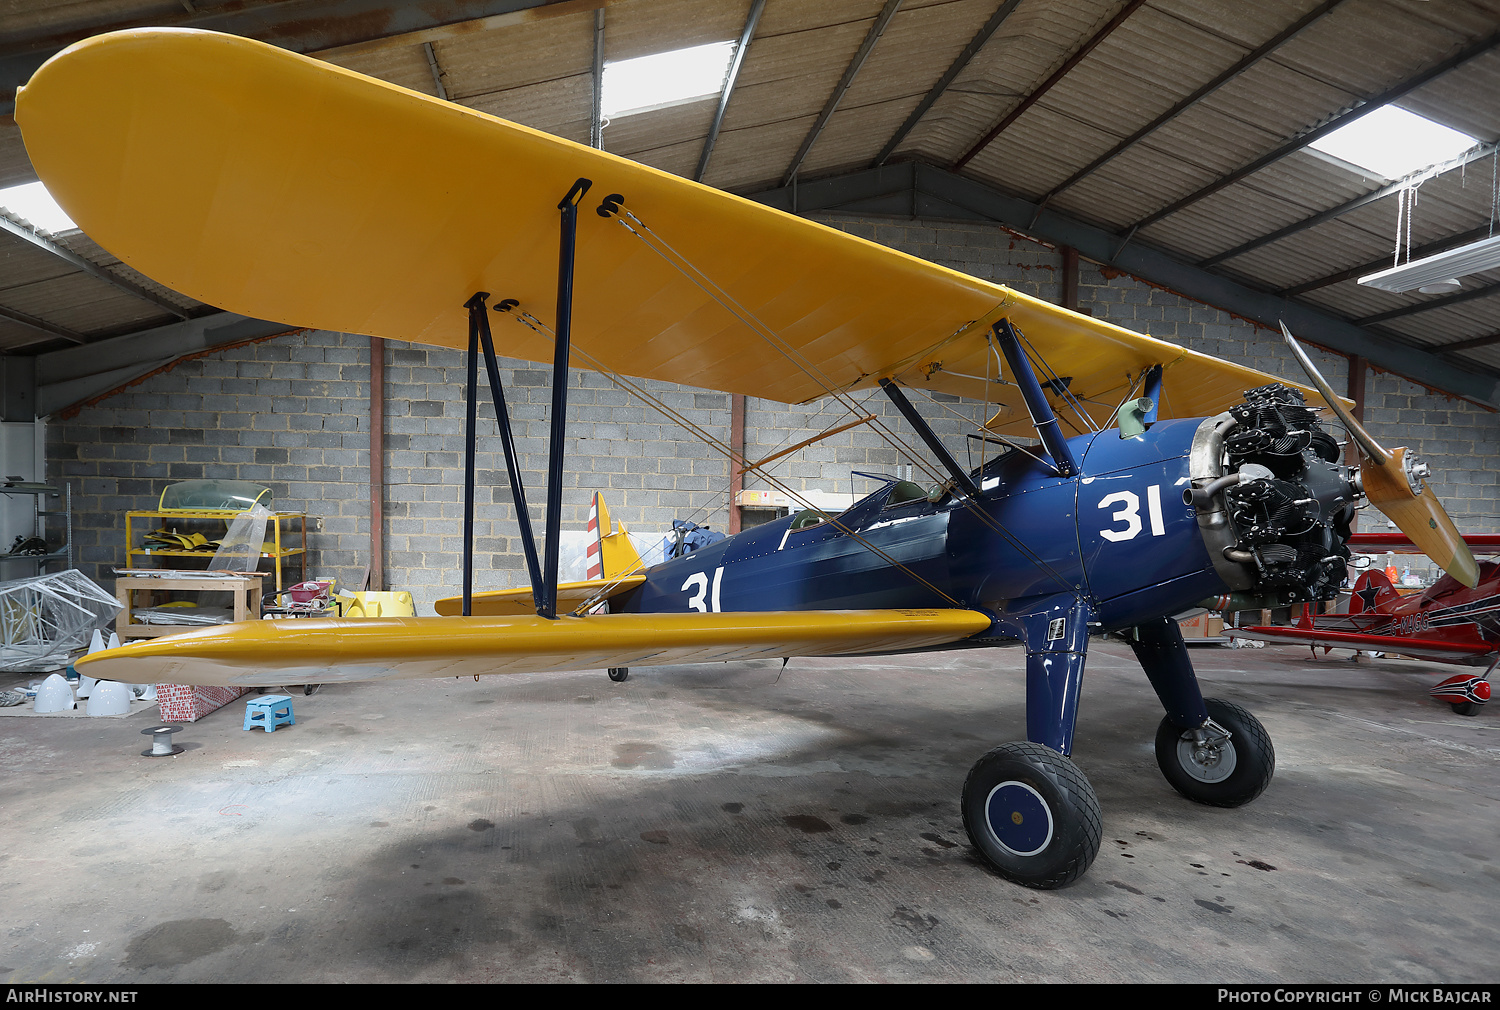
[1359,234,1500,293]
[1309,105,1477,181]
[0,181,76,234]
[1417,278,1461,294]
[602,41,735,119]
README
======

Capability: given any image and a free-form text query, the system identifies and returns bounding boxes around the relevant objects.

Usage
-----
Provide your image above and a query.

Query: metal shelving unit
[124,509,306,591]
[0,483,72,573]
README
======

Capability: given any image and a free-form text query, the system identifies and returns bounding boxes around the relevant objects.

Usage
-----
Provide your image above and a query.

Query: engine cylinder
[1189,383,1358,607]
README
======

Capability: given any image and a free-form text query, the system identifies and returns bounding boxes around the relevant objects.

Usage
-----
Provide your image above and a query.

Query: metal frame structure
[0,216,192,321]
[872,0,1021,168]
[8,1,1500,414]
[1355,282,1500,327]
[0,0,588,116]
[1198,142,1500,270]
[992,319,1078,477]
[877,378,979,498]
[1279,225,1500,299]
[1032,0,1348,210]
[460,292,545,617]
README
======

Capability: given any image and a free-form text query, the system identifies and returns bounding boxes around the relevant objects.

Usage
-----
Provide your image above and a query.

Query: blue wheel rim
[984,780,1054,856]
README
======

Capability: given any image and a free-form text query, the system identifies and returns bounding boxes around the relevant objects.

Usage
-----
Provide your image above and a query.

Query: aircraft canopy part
[17,28,1328,427]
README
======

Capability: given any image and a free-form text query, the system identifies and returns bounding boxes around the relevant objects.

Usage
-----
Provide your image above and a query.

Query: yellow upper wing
[17,28,1321,425]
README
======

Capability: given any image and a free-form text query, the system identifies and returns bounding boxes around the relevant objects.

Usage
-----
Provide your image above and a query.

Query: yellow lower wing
[432,574,646,616]
[16,29,1320,422]
[74,610,993,688]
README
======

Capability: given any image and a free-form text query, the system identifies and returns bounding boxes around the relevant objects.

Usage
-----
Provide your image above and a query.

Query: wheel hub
[984,780,1054,856]
[1177,720,1237,783]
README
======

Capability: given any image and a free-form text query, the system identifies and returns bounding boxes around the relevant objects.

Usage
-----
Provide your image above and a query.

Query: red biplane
[1229,535,1500,715]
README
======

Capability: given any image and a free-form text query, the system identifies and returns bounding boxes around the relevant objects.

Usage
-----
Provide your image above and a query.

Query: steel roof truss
[696,0,765,182]
[780,0,903,188]
[0,216,191,320]
[1125,28,1500,237]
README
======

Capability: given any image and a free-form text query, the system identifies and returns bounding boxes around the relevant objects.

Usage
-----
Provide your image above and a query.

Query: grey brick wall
[46,213,1499,610]
[818,214,1500,568]
[49,330,374,599]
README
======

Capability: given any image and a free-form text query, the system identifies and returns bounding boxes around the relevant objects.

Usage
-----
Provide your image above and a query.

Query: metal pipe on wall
[728,393,745,534]
[1060,245,1079,313]
[368,334,384,592]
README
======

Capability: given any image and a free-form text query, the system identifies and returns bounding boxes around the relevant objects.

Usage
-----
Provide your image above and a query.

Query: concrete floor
[0,639,1496,983]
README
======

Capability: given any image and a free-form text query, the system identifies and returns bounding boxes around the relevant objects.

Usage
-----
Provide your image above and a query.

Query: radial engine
[1190,383,1369,609]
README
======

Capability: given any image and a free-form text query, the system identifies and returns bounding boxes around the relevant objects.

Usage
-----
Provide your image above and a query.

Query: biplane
[18,28,1479,889]
[1230,536,1499,716]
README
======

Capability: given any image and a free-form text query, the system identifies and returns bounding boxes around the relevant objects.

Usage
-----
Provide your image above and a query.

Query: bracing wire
[1016,328,1100,435]
[501,311,968,612]
[612,207,1081,594]
[569,205,1083,598]
[910,385,1054,472]
[613,210,955,491]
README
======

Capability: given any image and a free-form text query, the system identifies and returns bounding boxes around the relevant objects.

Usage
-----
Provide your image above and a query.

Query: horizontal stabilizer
[433,574,646,616]
[75,609,994,687]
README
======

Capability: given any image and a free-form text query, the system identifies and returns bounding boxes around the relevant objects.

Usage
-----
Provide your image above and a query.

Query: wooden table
[115,573,265,639]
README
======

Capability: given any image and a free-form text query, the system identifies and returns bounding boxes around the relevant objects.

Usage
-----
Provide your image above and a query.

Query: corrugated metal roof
[2,0,1500,390]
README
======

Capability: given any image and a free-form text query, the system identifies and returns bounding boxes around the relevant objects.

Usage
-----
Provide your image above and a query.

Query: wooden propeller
[1280,323,1478,589]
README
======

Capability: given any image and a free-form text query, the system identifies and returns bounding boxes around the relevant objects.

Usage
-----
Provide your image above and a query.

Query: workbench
[114,572,266,640]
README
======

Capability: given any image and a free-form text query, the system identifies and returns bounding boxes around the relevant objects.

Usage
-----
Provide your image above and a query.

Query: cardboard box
[1177,613,1225,639]
[156,684,248,722]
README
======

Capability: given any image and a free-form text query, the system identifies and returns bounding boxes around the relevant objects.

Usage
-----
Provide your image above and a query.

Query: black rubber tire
[607,667,629,682]
[960,742,1102,890]
[1451,700,1483,717]
[1155,697,1274,807]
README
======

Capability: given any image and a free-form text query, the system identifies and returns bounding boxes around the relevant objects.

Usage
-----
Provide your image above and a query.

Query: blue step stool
[243,694,295,733]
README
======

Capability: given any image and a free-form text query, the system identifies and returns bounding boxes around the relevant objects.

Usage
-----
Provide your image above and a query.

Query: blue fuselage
[612,418,1223,636]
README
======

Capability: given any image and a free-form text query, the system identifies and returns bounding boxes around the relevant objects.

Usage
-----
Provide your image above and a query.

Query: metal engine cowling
[1190,383,1361,605]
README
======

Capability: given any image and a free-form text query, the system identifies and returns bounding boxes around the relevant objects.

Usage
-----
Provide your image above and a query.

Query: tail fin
[1350,569,1401,614]
[585,494,605,579]
[588,492,644,580]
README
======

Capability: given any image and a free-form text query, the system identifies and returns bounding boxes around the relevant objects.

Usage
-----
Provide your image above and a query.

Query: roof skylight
[1308,105,1477,181]
[0,181,77,234]
[602,41,736,119]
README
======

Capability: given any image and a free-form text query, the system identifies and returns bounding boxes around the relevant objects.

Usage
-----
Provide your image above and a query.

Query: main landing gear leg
[1130,616,1274,806]
[962,596,1101,889]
